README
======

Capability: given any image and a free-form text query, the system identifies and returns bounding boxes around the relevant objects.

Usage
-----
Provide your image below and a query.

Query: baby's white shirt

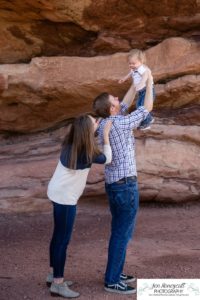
[131,65,147,91]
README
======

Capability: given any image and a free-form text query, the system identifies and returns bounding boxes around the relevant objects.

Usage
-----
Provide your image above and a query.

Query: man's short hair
[93,92,111,118]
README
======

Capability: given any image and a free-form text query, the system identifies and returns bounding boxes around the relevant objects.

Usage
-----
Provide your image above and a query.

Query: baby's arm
[118,71,132,84]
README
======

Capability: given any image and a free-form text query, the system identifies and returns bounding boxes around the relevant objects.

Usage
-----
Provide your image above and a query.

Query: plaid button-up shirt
[97,103,148,184]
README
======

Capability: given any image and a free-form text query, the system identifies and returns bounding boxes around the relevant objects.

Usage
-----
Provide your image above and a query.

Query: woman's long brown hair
[62,114,100,169]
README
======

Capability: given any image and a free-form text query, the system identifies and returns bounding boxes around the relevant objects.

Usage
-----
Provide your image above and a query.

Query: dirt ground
[0,198,200,300]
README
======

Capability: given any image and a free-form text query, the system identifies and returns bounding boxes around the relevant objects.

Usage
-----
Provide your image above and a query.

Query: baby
[119,49,155,130]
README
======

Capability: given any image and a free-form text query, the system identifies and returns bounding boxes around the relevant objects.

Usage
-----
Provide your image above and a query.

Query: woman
[46,114,112,298]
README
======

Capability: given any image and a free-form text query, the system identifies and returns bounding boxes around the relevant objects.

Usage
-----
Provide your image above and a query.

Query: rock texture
[0,37,199,133]
[0,1,199,63]
[0,122,199,212]
[0,37,199,210]
[0,1,199,210]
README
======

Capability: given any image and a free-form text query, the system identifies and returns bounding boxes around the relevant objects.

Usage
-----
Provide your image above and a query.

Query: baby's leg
[136,88,146,109]
[138,87,155,129]
[140,113,153,126]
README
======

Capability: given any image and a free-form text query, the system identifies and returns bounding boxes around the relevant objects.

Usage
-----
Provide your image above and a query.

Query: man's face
[108,95,120,116]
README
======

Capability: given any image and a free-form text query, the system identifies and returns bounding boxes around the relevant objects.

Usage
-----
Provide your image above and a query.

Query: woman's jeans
[49,202,77,278]
[105,177,139,284]
[136,87,156,127]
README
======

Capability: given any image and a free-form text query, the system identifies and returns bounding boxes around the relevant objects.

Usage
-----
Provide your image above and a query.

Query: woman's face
[89,116,99,133]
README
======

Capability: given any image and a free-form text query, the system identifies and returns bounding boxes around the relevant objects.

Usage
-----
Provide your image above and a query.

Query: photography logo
[137,279,200,300]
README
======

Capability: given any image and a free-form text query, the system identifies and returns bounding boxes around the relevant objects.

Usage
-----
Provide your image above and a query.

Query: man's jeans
[50,202,77,278]
[105,177,139,284]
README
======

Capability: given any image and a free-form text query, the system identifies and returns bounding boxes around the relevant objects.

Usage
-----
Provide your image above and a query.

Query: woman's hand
[104,120,112,134]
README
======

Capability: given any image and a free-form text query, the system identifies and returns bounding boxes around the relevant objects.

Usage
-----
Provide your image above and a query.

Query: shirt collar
[135,64,146,75]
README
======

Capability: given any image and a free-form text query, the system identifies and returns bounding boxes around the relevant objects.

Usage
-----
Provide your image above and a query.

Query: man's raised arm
[121,84,136,108]
[143,70,153,112]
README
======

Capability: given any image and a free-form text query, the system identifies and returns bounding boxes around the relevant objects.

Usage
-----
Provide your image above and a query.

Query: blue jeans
[105,177,139,284]
[49,202,77,278]
[136,87,156,127]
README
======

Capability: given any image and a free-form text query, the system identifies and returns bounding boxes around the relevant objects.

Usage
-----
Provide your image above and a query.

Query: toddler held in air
[119,49,155,130]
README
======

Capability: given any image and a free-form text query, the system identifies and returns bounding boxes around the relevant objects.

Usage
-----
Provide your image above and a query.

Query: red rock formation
[0,122,199,212]
[0,37,199,132]
[0,1,199,210]
[0,1,199,63]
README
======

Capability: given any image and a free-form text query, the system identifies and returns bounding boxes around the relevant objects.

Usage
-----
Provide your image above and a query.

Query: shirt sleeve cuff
[103,144,112,164]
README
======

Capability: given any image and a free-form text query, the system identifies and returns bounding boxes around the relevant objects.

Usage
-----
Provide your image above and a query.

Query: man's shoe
[46,273,73,287]
[120,273,136,283]
[104,281,136,295]
[150,118,155,124]
[50,282,80,298]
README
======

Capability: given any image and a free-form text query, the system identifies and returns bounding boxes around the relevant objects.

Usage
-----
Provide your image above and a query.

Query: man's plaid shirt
[97,103,148,184]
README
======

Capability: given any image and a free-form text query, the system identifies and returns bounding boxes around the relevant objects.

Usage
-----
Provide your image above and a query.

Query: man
[93,72,153,295]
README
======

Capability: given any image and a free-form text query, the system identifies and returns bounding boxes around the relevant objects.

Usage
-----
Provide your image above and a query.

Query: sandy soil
[0,199,200,300]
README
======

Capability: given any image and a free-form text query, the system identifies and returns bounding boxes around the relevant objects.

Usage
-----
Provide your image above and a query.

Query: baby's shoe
[139,118,154,130]
[150,118,155,124]
[139,124,151,130]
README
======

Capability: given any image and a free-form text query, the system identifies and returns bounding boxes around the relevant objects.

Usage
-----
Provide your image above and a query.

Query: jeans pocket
[109,187,131,211]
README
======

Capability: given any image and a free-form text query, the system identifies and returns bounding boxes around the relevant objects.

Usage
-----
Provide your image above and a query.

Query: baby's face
[129,56,142,70]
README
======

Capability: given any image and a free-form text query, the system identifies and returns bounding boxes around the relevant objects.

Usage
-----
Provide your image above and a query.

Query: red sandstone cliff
[0,1,199,211]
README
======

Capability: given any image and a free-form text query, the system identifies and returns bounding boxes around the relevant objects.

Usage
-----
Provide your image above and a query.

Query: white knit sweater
[47,145,112,205]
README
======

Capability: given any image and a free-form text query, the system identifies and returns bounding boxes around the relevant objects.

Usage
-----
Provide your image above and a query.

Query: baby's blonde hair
[128,49,146,64]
